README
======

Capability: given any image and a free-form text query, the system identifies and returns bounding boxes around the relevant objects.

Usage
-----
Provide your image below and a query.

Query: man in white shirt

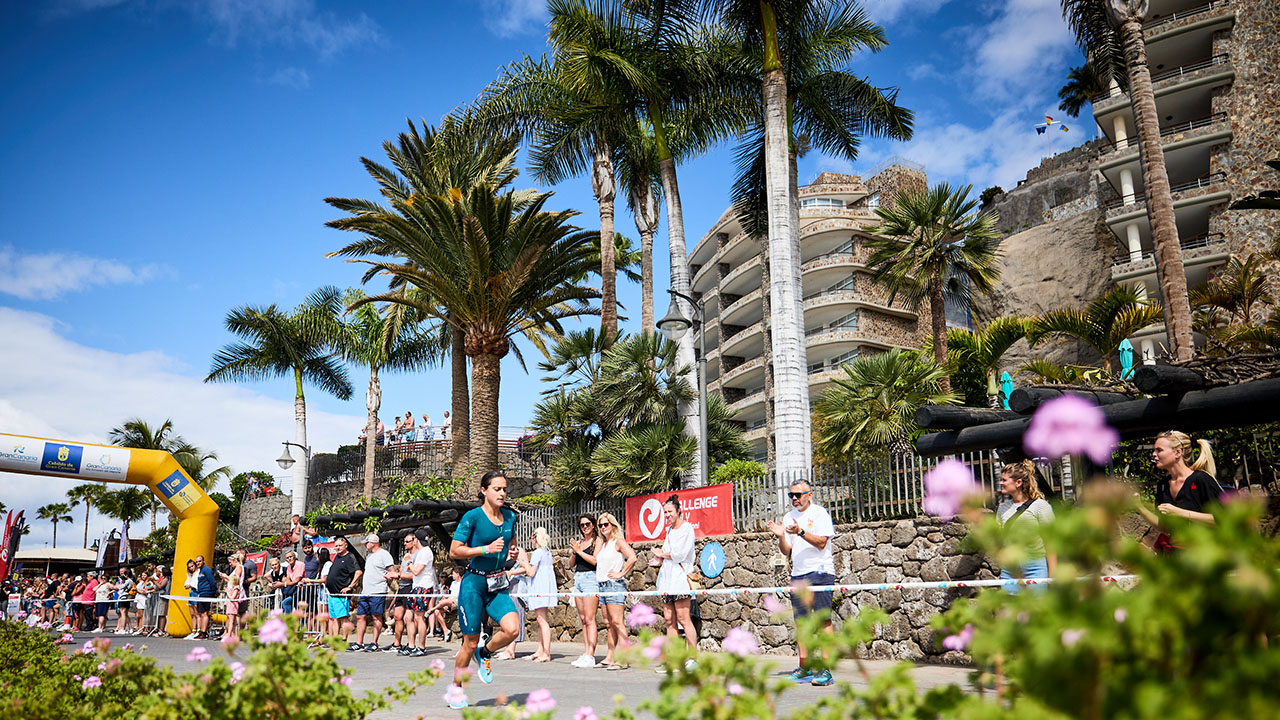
[766,480,837,687]
[398,529,436,657]
[354,533,395,652]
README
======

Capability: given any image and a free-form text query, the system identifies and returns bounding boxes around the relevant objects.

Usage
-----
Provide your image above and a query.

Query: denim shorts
[1000,557,1050,594]
[598,579,627,606]
[573,571,599,595]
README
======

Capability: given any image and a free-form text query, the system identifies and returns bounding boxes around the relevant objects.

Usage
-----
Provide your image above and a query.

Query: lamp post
[275,441,311,516]
[657,289,708,488]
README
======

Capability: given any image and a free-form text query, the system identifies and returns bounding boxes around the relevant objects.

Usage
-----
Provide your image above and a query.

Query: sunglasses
[579,522,594,528]
[788,491,811,499]
[599,521,612,527]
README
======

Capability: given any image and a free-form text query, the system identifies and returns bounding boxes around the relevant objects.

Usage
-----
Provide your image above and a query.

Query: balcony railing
[1107,112,1227,152]
[1091,54,1230,103]
[1112,232,1227,266]
[803,287,857,302]
[805,322,859,337]
[1104,172,1226,210]
[1145,0,1230,32]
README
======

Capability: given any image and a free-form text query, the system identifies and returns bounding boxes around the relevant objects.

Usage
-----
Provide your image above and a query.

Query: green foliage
[208,491,240,526]
[1111,423,1280,490]
[510,493,563,507]
[709,458,767,488]
[230,471,274,501]
[979,185,1004,205]
[386,476,463,505]
[0,612,439,719]
[1027,283,1163,373]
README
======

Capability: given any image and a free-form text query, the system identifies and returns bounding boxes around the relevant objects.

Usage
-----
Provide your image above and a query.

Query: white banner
[95,530,110,569]
[0,434,131,482]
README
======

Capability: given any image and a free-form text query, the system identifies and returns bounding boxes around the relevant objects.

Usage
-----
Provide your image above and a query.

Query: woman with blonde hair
[1147,430,1226,528]
[525,527,557,662]
[594,512,637,670]
[996,460,1056,592]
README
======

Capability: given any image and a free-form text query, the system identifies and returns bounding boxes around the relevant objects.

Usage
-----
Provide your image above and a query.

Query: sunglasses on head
[788,491,810,499]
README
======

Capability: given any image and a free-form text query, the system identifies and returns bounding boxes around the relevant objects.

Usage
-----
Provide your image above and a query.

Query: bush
[0,613,438,719]
[511,492,563,507]
[709,458,766,488]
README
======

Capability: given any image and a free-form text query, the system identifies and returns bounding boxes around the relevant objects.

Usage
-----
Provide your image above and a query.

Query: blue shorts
[356,595,385,617]
[328,595,350,619]
[791,572,835,617]
[457,573,517,637]
[598,579,627,606]
[573,571,599,594]
[1000,557,1050,594]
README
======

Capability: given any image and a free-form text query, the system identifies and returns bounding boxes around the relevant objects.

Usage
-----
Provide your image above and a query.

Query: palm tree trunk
[149,497,157,534]
[450,321,470,474]
[83,502,90,548]
[292,367,309,517]
[633,182,660,333]
[1116,13,1194,361]
[52,521,57,549]
[929,276,951,394]
[364,365,381,501]
[593,139,619,345]
[761,1,813,479]
[757,234,776,472]
[468,348,503,483]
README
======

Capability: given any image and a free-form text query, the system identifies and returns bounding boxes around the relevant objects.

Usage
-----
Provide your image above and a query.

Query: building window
[800,197,845,209]
[866,192,879,209]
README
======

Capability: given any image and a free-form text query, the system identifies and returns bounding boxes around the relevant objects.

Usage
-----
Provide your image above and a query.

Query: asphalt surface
[63,629,974,719]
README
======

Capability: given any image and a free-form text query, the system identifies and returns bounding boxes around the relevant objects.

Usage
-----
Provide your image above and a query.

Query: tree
[864,182,1003,393]
[306,285,444,500]
[815,348,958,460]
[942,316,1030,408]
[1061,0,1194,361]
[108,418,228,532]
[331,184,599,480]
[97,488,152,559]
[1057,60,1107,117]
[65,483,107,548]
[613,120,664,331]
[1028,283,1164,373]
[36,503,73,548]
[205,297,354,517]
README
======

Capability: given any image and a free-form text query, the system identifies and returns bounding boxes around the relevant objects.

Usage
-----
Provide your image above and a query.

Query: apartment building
[686,159,930,461]
[1092,0,1279,360]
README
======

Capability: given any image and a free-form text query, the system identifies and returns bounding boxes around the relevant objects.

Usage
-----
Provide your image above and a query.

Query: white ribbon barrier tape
[158,593,277,604]
[325,575,1138,601]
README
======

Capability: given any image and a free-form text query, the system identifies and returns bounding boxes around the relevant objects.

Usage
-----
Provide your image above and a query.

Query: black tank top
[573,539,595,573]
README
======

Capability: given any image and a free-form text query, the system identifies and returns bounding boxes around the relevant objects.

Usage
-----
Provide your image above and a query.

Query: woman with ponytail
[996,460,1056,591]
[1150,430,1226,526]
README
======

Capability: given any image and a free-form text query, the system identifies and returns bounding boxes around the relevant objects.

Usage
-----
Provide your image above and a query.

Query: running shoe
[384,644,401,653]
[363,643,380,653]
[570,654,596,668]
[475,651,494,684]
[787,667,814,683]
[811,669,834,686]
[444,685,468,709]
[347,642,362,652]
[411,648,429,658]
[398,646,412,656]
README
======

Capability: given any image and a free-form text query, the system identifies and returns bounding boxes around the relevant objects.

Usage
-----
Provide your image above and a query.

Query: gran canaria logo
[12,445,23,454]
[58,446,70,462]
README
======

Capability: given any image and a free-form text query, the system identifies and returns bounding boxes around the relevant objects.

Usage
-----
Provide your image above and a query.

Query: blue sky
[1,0,1084,548]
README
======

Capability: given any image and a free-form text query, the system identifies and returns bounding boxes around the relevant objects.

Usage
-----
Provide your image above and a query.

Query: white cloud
[907,63,943,81]
[267,66,310,89]
[966,0,1076,100]
[478,0,547,38]
[203,0,381,58]
[0,307,363,551]
[863,0,952,25]
[0,246,160,300]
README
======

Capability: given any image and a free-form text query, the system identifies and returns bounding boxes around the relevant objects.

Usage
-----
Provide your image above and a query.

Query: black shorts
[95,602,109,617]
[791,572,835,617]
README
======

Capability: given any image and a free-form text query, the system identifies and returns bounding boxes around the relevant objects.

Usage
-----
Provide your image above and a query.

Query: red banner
[624,483,734,543]
[0,511,13,582]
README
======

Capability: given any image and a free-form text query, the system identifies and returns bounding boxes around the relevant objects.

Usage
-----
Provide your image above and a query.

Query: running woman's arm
[449,537,505,560]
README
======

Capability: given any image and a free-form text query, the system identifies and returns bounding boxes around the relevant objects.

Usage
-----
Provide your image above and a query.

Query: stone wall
[522,518,993,664]
[237,493,293,540]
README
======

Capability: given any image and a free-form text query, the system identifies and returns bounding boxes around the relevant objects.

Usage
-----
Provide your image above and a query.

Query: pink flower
[59,633,74,644]
[443,685,467,706]
[526,688,556,713]
[642,635,665,661]
[81,640,96,654]
[123,643,133,651]
[341,676,352,686]
[923,459,979,520]
[1114,608,1127,623]
[429,659,446,674]
[721,627,758,657]
[229,661,246,685]
[942,624,974,652]
[257,617,288,644]
[222,634,241,650]
[1023,395,1119,465]
[626,603,657,628]
[574,707,598,720]
[727,683,744,696]
[82,676,102,689]
[93,637,111,653]
[39,621,51,630]
[763,593,787,614]
[1061,628,1085,647]
[268,609,284,618]
[15,611,26,619]
[186,646,212,663]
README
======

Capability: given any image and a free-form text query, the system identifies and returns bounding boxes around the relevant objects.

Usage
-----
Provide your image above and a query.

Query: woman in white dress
[594,512,637,670]
[525,527,558,662]
[499,542,534,660]
[652,494,697,662]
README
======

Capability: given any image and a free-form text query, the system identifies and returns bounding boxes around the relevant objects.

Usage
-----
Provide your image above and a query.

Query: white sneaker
[114,629,128,635]
[570,654,596,669]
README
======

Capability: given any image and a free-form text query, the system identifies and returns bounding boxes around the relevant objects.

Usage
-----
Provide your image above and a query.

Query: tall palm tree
[205,297,353,516]
[1028,283,1164,373]
[330,184,599,479]
[65,483,107,548]
[172,443,233,493]
[864,183,1003,394]
[613,120,664,331]
[306,285,445,500]
[1061,0,1194,361]
[943,316,1030,408]
[1057,60,1107,117]
[36,503,73,548]
[96,488,151,561]
[107,418,227,531]
[816,348,958,459]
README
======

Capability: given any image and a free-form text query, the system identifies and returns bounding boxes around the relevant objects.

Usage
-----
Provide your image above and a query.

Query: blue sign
[699,541,725,579]
[157,469,199,513]
[41,442,83,474]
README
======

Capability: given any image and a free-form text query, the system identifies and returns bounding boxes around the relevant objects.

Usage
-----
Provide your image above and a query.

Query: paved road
[66,631,973,719]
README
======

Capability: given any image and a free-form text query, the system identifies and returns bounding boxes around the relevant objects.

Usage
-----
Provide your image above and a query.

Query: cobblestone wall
[237,493,293,540]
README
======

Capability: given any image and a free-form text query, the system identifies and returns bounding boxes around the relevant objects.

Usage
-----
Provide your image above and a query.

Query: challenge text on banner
[624,483,734,543]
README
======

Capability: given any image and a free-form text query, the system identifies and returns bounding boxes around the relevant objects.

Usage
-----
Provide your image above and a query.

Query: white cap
[363,533,380,544]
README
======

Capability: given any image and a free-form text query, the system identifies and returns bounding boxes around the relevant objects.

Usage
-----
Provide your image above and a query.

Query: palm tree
[172,443,233,493]
[1028,283,1164,373]
[65,483,107,548]
[613,120,664,331]
[1057,61,1107,117]
[943,316,1030,408]
[36,503,73,548]
[816,348,958,459]
[306,285,445,500]
[205,297,353,516]
[107,418,226,531]
[97,488,151,560]
[864,183,1003,394]
[1061,0,1194,361]
[331,183,599,479]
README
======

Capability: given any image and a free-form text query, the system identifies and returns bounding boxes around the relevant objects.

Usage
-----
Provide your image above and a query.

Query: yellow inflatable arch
[1,432,218,637]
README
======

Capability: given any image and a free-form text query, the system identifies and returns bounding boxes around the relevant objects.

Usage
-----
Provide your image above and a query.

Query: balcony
[1145,1,1234,41]
[721,354,766,387]
[1093,54,1233,116]
[1104,172,1227,213]
[1111,232,1230,281]
[721,286,764,326]
[729,386,766,414]
[720,255,762,296]
[1102,112,1227,156]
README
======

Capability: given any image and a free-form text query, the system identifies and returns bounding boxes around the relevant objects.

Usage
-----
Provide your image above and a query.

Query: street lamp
[657,289,708,488]
[276,441,311,517]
